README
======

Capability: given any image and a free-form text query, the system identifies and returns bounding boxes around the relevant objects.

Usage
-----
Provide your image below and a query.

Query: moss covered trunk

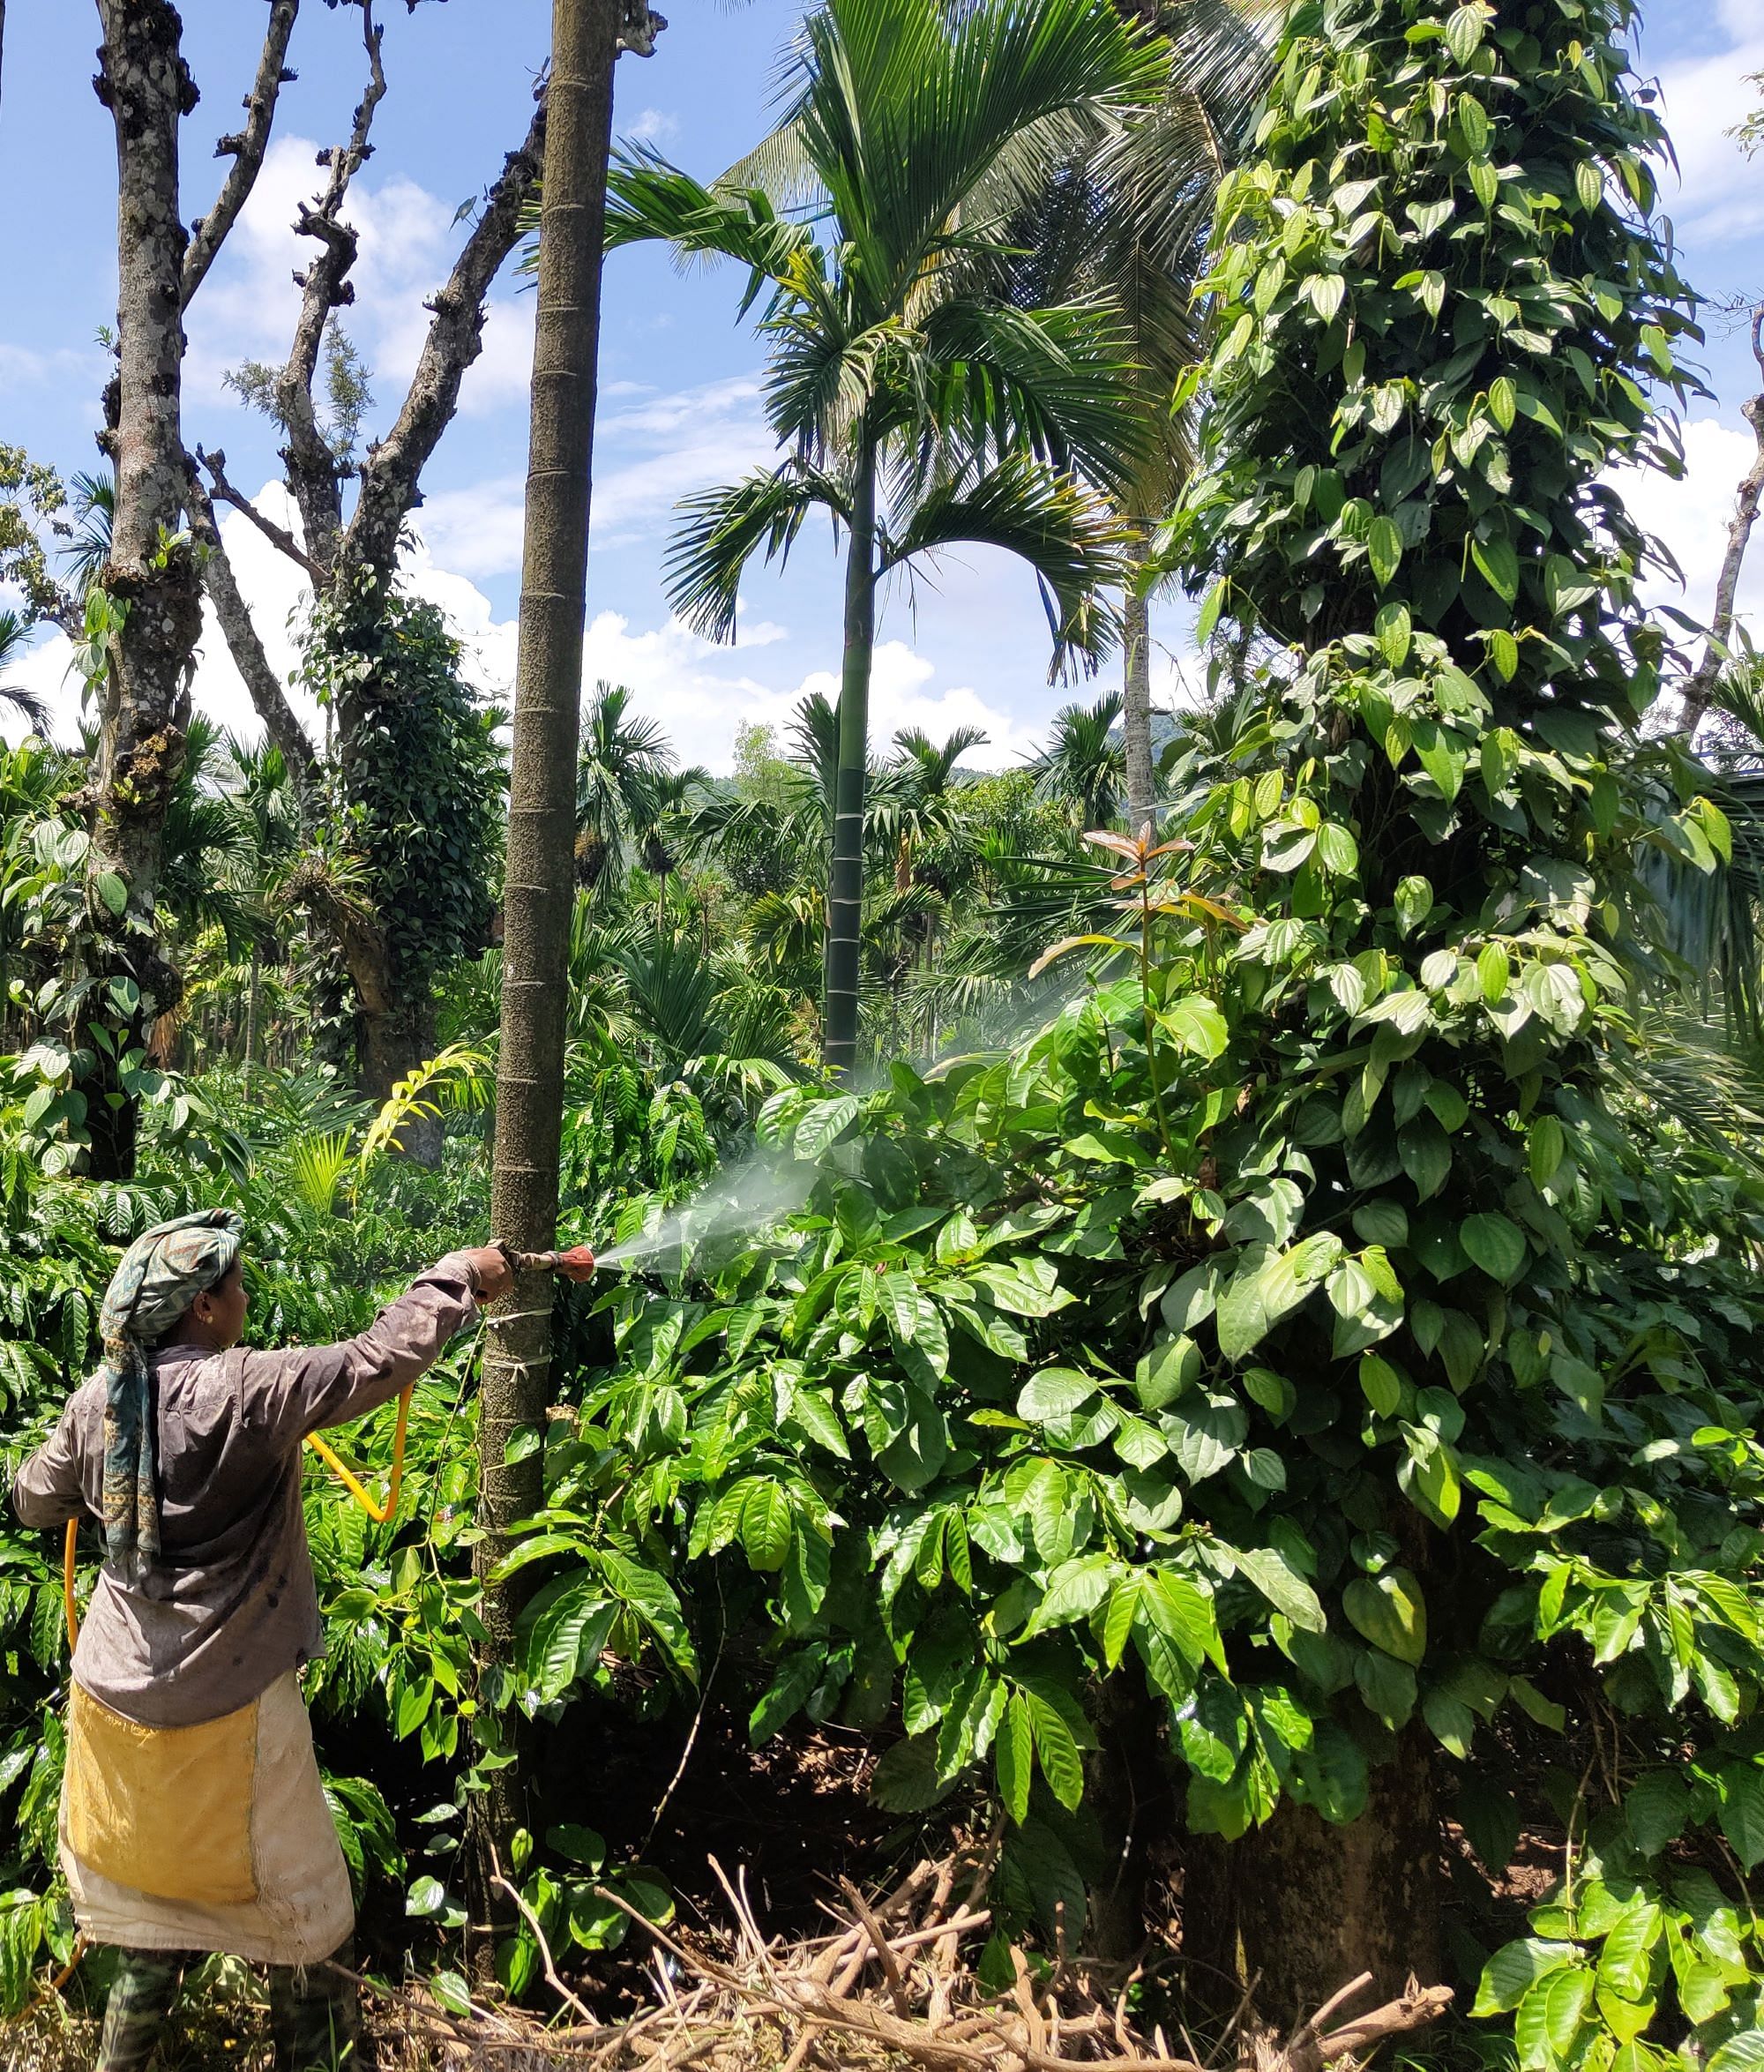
[1183,1728,1440,2023]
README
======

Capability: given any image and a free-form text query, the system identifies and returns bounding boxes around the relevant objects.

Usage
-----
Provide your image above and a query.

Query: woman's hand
[465,1245,514,1304]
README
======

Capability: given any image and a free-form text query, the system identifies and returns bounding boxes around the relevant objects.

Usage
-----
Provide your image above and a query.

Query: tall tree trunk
[822,440,878,1077]
[184,475,320,820]
[360,990,442,1162]
[1083,1674,1170,1963]
[470,0,618,1979]
[86,0,205,1181]
[1181,1725,1441,2026]
[1122,549,1155,834]
[1679,304,1764,740]
[189,9,545,1108]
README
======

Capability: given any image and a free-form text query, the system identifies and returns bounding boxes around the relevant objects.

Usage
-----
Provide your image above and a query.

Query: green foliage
[481,0,1764,2033]
[1467,1745,1764,2065]
[7,0,1764,2037]
[1137,0,1758,2042]
[1166,0,1698,700]
[226,319,376,470]
[0,445,80,627]
[298,573,502,1006]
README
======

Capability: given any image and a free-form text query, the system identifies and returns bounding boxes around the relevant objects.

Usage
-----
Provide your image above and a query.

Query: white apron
[60,1669,354,1966]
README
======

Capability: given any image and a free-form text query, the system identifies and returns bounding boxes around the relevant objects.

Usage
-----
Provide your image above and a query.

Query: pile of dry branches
[386,1844,1454,2072]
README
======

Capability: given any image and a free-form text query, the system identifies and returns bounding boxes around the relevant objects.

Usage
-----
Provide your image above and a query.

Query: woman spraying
[10,1212,594,2071]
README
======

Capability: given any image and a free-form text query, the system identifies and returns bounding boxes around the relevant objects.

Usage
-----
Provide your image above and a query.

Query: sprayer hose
[303,1383,413,1525]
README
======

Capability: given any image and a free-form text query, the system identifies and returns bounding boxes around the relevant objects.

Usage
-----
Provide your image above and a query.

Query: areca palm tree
[575,681,676,899]
[979,2,1274,827]
[1034,689,1127,828]
[216,734,303,1080]
[691,692,900,912]
[888,725,988,869]
[880,724,988,979]
[605,0,1160,1072]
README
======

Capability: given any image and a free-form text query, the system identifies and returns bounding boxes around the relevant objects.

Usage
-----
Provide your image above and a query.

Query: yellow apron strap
[60,1382,415,1653]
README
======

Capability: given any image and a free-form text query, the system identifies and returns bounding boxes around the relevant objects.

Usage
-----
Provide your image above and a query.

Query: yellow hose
[61,1384,415,1655]
[63,1519,79,1653]
[303,1383,413,1525]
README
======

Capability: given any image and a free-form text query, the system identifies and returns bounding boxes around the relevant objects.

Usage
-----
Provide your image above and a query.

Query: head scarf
[97,1209,244,1580]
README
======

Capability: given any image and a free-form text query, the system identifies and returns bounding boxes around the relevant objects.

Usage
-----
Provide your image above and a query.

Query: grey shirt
[11,1252,484,1729]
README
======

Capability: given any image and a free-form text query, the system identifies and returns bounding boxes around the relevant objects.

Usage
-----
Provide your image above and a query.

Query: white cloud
[1620,414,1761,636]
[574,618,1044,771]
[1654,23,1764,243]
[4,477,1032,776]
[0,341,109,390]
[459,295,537,415]
[413,372,775,575]
[413,477,527,581]
[624,108,680,145]
[1,626,84,749]
[600,374,763,441]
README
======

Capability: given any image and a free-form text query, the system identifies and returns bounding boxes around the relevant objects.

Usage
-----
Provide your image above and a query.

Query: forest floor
[4,1698,1517,2069]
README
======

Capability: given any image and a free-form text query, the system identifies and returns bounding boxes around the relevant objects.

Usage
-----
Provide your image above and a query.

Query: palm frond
[288,1130,354,1217]
[0,610,51,738]
[715,112,818,207]
[1032,690,1129,826]
[663,464,846,642]
[893,723,990,790]
[883,455,1128,674]
[1609,1009,1764,1173]
[916,295,1149,492]
[356,1043,492,1169]
[605,147,823,313]
[795,0,1166,320]
[617,932,725,1066]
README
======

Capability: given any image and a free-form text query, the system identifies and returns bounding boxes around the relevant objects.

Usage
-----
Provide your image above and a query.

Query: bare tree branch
[184,470,321,796]
[275,0,387,572]
[182,0,302,305]
[346,89,549,579]
[195,444,326,583]
[1680,301,1764,739]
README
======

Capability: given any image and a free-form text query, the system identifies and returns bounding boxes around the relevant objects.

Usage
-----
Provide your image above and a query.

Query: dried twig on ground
[8,1843,1453,2072]
[556,1849,1453,2072]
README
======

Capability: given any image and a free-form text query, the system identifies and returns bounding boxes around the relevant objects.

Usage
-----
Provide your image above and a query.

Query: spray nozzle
[491,1241,599,1283]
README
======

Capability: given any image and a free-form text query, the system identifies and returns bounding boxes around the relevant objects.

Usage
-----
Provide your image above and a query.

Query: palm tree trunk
[244,944,261,1098]
[1123,551,1155,833]
[471,0,618,1979]
[822,440,878,1075]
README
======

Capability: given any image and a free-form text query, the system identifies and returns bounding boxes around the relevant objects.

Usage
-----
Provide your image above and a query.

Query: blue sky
[4,0,1764,768]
